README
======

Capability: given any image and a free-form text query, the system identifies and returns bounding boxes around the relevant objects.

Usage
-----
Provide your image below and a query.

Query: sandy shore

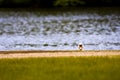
[0,50,120,59]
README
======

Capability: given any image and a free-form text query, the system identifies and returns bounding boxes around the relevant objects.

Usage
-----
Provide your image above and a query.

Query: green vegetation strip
[0,56,120,80]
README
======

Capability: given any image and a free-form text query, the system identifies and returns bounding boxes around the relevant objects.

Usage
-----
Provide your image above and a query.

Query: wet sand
[0,50,120,59]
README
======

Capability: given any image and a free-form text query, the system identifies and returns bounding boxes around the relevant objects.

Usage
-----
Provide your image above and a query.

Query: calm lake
[0,8,120,50]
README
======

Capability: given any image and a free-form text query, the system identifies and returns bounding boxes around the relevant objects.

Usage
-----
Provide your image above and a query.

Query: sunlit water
[0,11,120,50]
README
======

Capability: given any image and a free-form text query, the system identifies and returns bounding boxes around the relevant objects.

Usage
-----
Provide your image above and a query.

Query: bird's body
[78,43,83,50]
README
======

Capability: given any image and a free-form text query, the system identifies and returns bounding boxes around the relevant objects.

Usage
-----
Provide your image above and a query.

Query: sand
[0,50,120,59]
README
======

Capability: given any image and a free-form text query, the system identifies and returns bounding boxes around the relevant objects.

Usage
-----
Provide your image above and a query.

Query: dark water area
[0,8,120,50]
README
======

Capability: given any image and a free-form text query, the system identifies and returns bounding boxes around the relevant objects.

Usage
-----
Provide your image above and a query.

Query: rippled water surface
[0,8,120,50]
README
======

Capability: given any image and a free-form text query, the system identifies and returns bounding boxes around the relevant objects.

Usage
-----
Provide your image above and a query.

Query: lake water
[0,9,120,50]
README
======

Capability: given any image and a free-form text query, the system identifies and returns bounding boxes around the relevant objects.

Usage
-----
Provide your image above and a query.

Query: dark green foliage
[0,0,119,7]
[43,43,49,46]
[54,0,85,7]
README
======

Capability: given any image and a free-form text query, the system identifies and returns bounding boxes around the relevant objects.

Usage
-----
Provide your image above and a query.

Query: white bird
[78,43,83,51]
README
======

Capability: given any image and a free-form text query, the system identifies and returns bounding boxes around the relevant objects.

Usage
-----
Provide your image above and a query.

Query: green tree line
[0,0,119,8]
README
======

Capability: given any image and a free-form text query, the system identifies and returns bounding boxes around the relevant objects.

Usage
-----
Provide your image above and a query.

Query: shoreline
[0,50,120,54]
[0,50,120,59]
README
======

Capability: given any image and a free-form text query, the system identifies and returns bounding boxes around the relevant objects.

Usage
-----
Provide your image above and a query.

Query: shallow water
[0,10,120,50]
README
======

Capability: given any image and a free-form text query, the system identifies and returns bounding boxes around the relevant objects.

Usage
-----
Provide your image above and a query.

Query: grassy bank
[0,56,120,80]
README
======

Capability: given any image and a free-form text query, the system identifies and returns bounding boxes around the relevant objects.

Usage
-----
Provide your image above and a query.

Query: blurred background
[0,0,119,8]
[0,0,120,50]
